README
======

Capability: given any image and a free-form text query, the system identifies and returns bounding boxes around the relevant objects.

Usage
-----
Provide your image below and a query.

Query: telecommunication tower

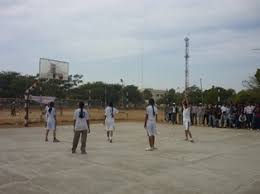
[184,37,190,95]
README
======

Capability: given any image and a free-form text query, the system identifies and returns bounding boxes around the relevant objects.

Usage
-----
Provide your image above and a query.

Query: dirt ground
[0,108,166,127]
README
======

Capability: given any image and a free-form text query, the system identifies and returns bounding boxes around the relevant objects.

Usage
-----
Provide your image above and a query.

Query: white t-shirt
[221,106,228,113]
[73,108,89,131]
[105,106,119,122]
[183,106,191,122]
[191,106,198,114]
[172,106,176,113]
[244,106,255,114]
[146,105,158,122]
[46,107,56,123]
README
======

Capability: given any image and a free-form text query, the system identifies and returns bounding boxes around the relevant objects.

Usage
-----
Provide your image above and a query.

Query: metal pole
[184,37,190,97]
[120,79,124,108]
[126,91,129,109]
[88,89,91,108]
[200,78,203,104]
[24,91,29,127]
[104,86,107,107]
[218,89,220,104]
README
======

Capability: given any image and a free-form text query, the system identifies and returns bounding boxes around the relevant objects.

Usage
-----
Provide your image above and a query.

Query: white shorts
[105,120,115,131]
[146,122,157,136]
[183,120,190,131]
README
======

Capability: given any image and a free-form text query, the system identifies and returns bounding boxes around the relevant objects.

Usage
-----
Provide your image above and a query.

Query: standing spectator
[178,104,183,125]
[214,105,222,128]
[220,104,228,128]
[204,105,210,126]
[208,105,214,127]
[238,112,247,129]
[164,104,170,122]
[191,104,198,125]
[11,101,16,116]
[244,103,255,129]
[197,103,205,125]
[172,103,177,124]
[252,105,260,131]
[168,104,173,124]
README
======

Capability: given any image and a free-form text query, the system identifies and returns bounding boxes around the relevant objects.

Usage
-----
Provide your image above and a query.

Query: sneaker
[53,138,60,143]
[152,147,158,150]
[72,150,76,154]
[81,151,87,154]
[145,147,153,151]
[190,139,195,143]
[110,139,112,143]
[45,138,48,142]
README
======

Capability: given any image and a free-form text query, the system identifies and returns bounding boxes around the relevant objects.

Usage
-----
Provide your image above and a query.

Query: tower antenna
[184,36,190,96]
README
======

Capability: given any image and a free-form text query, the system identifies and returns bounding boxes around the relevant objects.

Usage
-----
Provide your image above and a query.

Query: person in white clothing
[182,97,194,143]
[144,98,158,151]
[72,102,90,154]
[104,102,119,143]
[43,103,49,129]
[244,103,255,129]
[45,102,59,142]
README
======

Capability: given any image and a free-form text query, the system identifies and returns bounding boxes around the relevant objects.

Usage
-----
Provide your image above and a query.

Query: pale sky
[0,0,260,91]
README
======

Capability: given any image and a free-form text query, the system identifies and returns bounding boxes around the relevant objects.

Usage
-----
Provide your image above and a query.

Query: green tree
[123,85,144,106]
[142,89,152,100]
[0,71,35,97]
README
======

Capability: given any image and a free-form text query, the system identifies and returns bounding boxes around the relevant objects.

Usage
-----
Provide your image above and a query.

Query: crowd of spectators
[165,103,260,130]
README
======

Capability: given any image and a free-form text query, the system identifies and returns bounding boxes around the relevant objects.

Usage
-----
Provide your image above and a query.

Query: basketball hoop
[39,58,69,81]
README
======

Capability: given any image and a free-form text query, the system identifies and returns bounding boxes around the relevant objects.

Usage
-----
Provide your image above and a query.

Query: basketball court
[0,123,260,194]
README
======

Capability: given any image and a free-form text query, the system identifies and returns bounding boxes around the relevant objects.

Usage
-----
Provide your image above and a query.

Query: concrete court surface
[0,122,260,194]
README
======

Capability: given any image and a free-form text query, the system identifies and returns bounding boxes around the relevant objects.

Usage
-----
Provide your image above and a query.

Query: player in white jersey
[104,102,119,143]
[182,97,194,143]
[72,102,90,154]
[144,98,158,151]
[45,102,59,142]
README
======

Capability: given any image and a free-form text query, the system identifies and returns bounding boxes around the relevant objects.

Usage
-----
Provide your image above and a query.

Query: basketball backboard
[39,58,69,80]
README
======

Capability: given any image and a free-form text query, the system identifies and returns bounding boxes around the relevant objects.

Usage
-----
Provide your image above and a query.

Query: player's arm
[103,110,107,125]
[86,119,90,133]
[144,114,148,128]
[54,112,57,129]
[73,119,76,132]
[73,111,76,132]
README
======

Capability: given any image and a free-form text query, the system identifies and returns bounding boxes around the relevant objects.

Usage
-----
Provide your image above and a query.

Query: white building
[145,88,167,102]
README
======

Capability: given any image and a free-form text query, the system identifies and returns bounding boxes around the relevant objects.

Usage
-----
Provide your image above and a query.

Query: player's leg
[184,121,189,140]
[107,131,109,141]
[187,122,194,142]
[45,129,49,141]
[81,131,87,154]
[53,129,60,142]
[109,131,113,143]
[72,131,80,153]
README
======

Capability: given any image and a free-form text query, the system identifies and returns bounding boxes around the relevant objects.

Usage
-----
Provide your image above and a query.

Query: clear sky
[0,0,260,91]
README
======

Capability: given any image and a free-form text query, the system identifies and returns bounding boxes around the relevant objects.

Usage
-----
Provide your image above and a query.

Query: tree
[186,85,202,104]
[123,85,144,106]
[0,71,35,98]
[142,89,152,100]
[243,68,260,89]
[203,86,236,105]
